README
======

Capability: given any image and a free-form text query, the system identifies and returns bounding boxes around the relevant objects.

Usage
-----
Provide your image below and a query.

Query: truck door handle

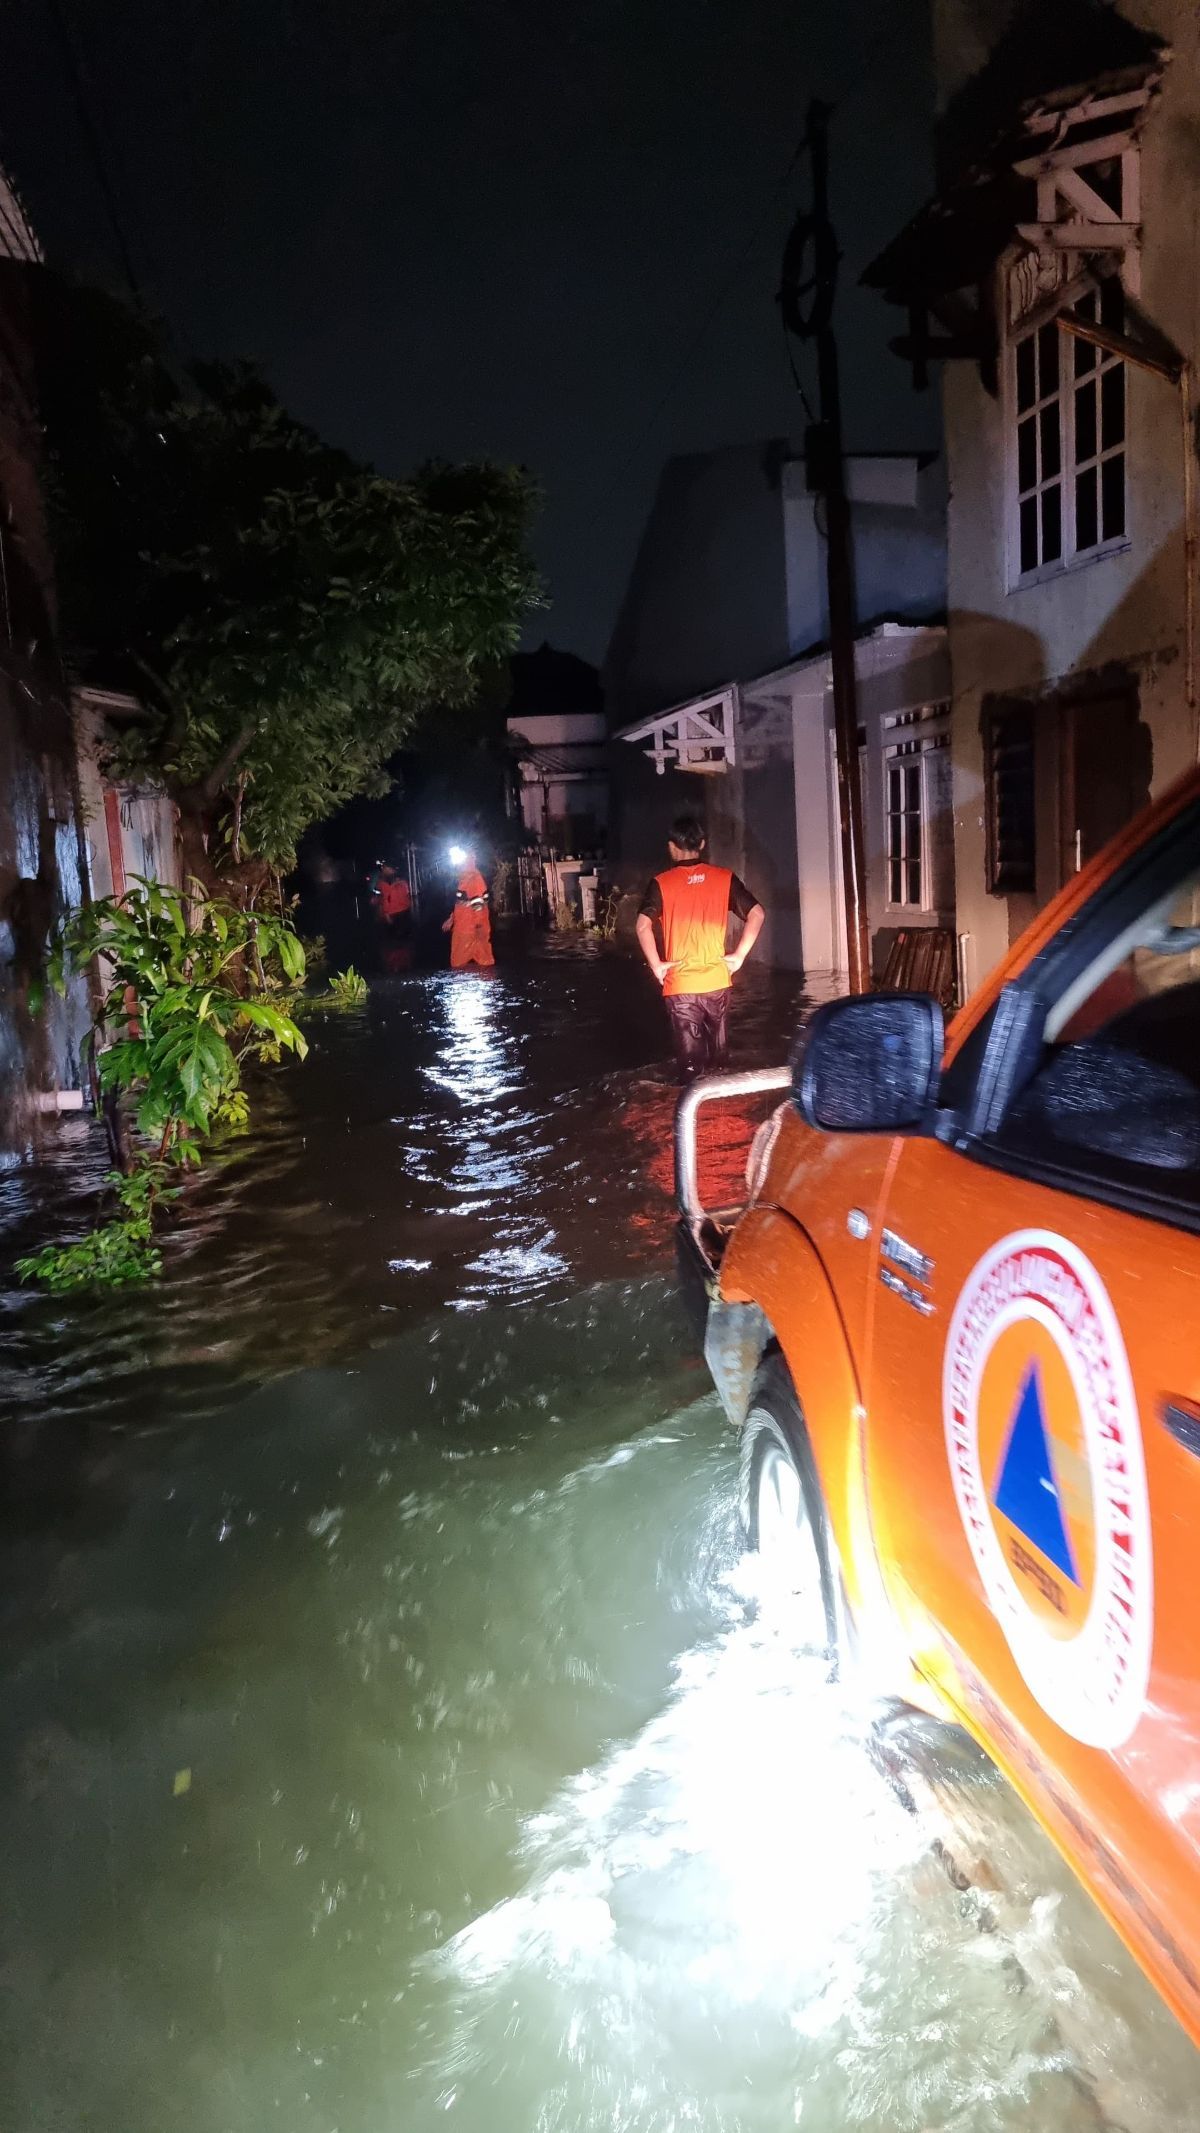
[1161,1397,1200,1457]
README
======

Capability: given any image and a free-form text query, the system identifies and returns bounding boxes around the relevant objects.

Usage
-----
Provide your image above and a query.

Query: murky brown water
[1,943,1197,2131]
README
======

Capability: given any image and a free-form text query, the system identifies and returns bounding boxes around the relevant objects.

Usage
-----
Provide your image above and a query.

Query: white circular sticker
[943,1229,1152,1749]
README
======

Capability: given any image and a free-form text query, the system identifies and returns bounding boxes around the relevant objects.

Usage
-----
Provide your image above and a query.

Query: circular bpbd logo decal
[943,1230,1152,1749]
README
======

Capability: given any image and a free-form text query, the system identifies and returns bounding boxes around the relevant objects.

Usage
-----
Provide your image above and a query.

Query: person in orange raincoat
[443,853,495,969]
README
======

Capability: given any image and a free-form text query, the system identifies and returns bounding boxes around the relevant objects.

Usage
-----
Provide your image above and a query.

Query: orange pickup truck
[677,765,1200,2046]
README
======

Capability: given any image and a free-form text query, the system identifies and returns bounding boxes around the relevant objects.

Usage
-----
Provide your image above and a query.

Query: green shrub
[21,880,307,1290]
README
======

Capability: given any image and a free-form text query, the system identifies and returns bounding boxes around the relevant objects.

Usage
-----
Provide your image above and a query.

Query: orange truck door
[866,1136,1200,2033]
[861,803,1200,2036]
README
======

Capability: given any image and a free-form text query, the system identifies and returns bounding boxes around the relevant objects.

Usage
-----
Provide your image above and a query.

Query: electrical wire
[781,309,817,425]
[585,126,815,532]
[590,3,933,511]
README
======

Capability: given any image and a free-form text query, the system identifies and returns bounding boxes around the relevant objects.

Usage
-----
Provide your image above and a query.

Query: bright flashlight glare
[447,844,468,867]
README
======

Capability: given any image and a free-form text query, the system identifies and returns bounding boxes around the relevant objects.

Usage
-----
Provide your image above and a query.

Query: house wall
[516,776,609,845]
[706,694,803,971]
[857,644,956,957]
[74,693,181,904]
[604,442,795,733]
[936,0,1200,993]
[507,713,607,748]
[607,439,947,896]
[724,631,953,984]
[0,669,92,1150]
[785,454,948,654]
[506,712,610,850]
[0,256,93,1152]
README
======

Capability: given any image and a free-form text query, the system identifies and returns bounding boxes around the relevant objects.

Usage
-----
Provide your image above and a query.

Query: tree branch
[128,652,189,753]
[201,723,255,802]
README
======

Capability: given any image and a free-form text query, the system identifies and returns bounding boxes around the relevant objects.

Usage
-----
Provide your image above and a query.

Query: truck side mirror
[793,993,944,1134]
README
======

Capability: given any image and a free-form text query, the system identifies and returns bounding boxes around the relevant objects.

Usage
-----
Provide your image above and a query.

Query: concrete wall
[936,0,1200,992]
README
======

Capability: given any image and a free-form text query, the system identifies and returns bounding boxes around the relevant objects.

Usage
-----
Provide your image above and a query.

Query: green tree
[39,281,543,897]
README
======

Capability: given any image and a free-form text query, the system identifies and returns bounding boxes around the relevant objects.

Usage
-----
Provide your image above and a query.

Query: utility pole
[779,100,871,994]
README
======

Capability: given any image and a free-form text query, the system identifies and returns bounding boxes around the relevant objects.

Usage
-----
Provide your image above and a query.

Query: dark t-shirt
[638,870,758,923]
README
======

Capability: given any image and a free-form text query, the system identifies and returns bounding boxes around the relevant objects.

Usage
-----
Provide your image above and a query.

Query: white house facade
[611,448,949,983]
[868,0,1200,994]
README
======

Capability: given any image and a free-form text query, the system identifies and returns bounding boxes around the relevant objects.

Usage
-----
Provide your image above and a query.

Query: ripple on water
[1,957,1196,2130]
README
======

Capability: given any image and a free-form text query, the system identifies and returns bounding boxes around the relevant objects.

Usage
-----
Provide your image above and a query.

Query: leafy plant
[14,1168,171,1291]
[592,887,625,940]
[298,931,328,975]
[57,878,307,1147]
[19,880,308,1290]
[325,966,368,1008]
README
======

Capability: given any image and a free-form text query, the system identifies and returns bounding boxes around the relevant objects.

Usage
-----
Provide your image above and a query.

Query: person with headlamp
[443,846,495,969]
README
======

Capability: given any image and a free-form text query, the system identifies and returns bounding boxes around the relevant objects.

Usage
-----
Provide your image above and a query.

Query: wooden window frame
[1007,279,1129,589]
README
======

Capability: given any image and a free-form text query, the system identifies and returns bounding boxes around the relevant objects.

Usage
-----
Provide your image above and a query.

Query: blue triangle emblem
[991,1364,1081,1585]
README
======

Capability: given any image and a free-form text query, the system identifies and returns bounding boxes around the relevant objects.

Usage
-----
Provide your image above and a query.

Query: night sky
[2,0,938,664]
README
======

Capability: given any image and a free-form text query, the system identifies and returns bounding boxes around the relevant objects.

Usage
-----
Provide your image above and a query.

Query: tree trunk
[178,799,270,906]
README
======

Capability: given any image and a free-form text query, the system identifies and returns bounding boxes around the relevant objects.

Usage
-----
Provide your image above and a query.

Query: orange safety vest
[376,876,411,919]
[655,864,734,996]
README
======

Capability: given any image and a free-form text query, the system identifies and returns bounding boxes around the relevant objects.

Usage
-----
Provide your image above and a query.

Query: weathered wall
[0,671,91,1151]
[0,258,91,1151]
[74,690,182,903]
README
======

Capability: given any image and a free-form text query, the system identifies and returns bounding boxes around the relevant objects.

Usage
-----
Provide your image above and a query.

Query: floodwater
[1,944,1198,2132]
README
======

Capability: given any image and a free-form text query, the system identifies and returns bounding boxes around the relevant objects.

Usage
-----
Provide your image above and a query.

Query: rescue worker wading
[372,863,412,932]
[636,813,764,1083]
[443,851,495,969]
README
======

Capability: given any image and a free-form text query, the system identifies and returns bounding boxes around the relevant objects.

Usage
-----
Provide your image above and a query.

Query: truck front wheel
[740,1355,851,1674]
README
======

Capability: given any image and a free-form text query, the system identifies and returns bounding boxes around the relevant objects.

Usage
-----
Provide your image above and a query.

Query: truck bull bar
[673,1067,792,1414]
[674,1066,792,1234]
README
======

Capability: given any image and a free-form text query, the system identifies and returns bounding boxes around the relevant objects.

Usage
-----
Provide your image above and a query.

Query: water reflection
[5,1322,1186,2133]
[424,973,520,1106]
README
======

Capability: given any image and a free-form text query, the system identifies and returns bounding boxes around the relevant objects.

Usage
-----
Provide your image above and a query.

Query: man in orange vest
[372,861,413,972]
[443,851,495,969]
[635,813,764,1083]
[372,863,412,928]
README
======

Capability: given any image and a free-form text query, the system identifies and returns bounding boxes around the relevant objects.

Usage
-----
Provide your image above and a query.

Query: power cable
[586,124,816,532]
[781,309,817,426]
[591,5,933,505]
